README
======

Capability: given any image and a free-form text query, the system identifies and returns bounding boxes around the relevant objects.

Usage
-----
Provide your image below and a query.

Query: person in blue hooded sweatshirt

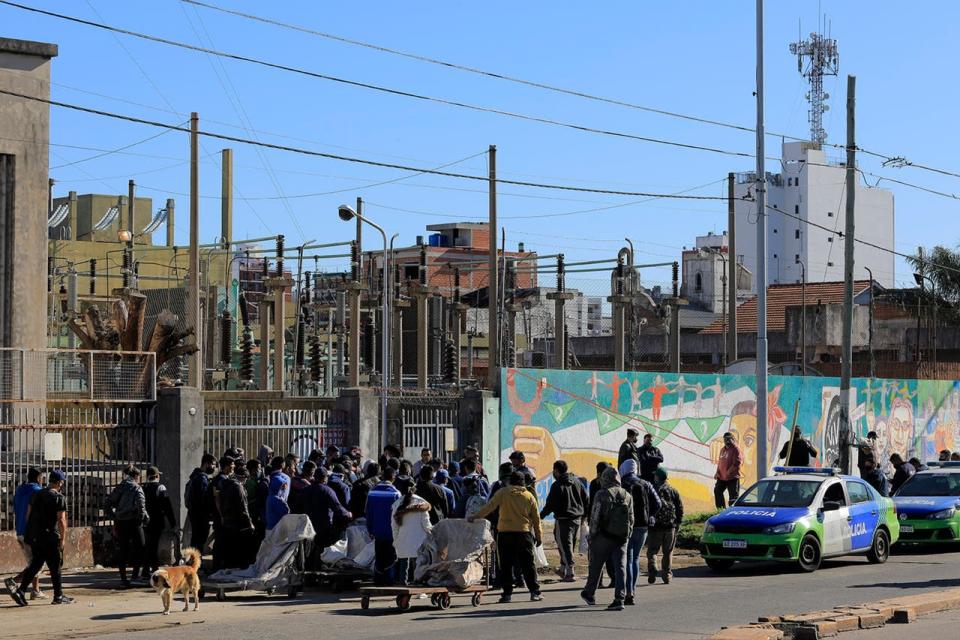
[265,471,290,531]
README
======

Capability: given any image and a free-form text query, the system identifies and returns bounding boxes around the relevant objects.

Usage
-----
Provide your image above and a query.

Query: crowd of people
[856,431,960,495]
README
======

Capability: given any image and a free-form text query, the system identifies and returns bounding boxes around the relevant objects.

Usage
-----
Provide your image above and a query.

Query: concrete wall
[0,39,56,352]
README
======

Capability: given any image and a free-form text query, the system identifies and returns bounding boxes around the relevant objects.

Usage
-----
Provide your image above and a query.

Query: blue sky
[6,1,959,293]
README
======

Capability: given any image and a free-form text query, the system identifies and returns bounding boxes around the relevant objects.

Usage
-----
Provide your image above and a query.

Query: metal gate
[204,408,349,460]
[401,405,458,461]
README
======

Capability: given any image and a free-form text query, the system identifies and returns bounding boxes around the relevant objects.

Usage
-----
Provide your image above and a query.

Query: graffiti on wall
[500,368,960,514]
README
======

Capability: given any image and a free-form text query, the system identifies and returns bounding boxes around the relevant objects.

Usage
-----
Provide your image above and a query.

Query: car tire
[797,534,821,572]
[705,558,735,572]
[866,529,890,564]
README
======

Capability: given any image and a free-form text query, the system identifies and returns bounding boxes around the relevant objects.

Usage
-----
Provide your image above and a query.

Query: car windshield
[896,473,960,497]
[736,479,822,507]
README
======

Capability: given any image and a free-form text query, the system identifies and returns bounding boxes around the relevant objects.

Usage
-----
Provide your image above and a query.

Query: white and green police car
[700,467,900,572]
[893,461,960,544]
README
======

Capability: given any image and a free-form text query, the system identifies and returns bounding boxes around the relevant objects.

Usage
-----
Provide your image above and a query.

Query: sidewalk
[844,608,960,638]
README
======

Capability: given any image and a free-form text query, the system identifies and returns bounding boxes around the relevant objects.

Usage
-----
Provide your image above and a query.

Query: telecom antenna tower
[790,23,839,145]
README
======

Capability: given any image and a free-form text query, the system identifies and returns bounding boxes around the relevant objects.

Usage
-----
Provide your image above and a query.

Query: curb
[710,588,960,640]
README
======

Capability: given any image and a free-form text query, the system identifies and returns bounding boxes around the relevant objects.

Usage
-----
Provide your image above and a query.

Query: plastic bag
[353,541,376,569]
[533,544,548,568]
[319,538,348,565]
[578,522,590,556]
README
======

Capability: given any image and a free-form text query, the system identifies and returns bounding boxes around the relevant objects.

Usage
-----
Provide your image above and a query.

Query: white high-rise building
[734,141,895,289]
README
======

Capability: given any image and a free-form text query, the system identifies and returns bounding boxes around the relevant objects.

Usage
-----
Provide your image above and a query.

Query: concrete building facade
[680,231,753,313]
[0,38,57,351]
[734,141,895,289]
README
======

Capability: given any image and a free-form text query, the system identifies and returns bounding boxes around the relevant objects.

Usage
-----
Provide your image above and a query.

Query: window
[695,272,702,292]
[795,205,799,214]
[773,228,778,234]
[795,254,800,262]
[773,253,778,260]
[827,237,833,243]
[827,211,834,217]
[846,481,872,505]
[403,265,419,280]
[822,482,847,507]
[795,230,800,239]
[827,261,834,267]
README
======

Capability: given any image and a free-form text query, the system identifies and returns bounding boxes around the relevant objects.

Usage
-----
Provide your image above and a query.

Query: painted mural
[500,368,960,514]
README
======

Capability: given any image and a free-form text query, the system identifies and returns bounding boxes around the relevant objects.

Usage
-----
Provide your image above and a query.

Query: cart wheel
[396,594,411,611]
[287,586,298,599]
[215,589,226,602]
[437,593,451,610]
[471,592,482,607]
[429,594,438,606]
[361,595,370,610]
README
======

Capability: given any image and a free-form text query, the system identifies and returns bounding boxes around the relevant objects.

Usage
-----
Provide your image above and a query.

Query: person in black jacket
[107,466,149,587]
[889,453,916,494]
[617,429,640,468]
[540,460,587,582]
[349,462,380,516]
[778,427,819,466]
[638,434,664,483]
[142,466,176,577]
[414,466,448,524]
[185,453,216,552]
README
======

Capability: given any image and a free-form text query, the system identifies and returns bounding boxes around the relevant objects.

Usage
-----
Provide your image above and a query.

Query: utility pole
[865,266,875,378]
[127,179,136,288]
[754,0,769,479]
[486,145,499,390]
[727,172,738,365]
[165,198,175,248]
[839,75,857,475]
[798,258,806,376]
[221,148,233,248]
[188,112,202,388]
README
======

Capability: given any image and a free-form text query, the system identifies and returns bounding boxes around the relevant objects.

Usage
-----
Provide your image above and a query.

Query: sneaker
[580,591,596,606]
[29,589,47,601]
[8,588,27,607]
[562,575,577,583]
[662,575,671,584]
[624,595,635,606]
[497,595,512,604]
[606,601,625,611]
[51,595,74,605]
[530,593,543,602]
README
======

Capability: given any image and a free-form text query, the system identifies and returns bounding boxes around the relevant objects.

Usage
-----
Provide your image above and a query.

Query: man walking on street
[714,432,743,509]
[617,428,640,468]
[581,466,633,611]
[468,471,543,603]
[10,468,46,601]
[638,433,664,483]
[778,427,818,466]
[619,459,660,605]
[540,460,587,582]
[647,468,683,585]
[142,466,176,576]
[6,470,73,605]
[108,466,149,587]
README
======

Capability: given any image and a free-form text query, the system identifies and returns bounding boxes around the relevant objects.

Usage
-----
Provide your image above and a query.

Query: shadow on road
[90,611,160,620]
[415,604,582,620]
[674,557,877,578]
[848,578,960,590]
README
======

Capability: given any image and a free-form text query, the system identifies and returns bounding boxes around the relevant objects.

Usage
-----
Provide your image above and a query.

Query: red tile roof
[700,280,871,334]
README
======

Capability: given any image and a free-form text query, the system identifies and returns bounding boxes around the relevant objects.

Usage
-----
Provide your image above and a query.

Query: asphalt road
[78,547,960,640]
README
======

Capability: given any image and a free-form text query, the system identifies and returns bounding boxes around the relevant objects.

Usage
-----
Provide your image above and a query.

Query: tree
[906,245,960,320]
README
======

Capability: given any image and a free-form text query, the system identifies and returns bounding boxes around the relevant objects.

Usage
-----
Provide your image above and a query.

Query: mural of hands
[512,424,559,480]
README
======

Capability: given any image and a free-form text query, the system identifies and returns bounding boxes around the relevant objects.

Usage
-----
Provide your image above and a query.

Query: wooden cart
[357,583,487,611]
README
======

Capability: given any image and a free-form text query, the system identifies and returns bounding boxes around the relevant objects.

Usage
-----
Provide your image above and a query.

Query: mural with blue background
[500,368,960,513]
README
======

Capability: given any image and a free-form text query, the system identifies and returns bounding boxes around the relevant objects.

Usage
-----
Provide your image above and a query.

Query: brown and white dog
[150,548,202,615]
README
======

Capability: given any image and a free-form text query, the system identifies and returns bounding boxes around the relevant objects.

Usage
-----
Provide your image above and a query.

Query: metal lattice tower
[790,30,839,144]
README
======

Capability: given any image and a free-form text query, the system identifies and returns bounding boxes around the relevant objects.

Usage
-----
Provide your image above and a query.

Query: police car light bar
[773,466,839,475]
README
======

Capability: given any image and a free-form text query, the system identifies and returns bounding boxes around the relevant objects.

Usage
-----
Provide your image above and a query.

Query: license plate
[900,525,914,533]
[722,539,748,549]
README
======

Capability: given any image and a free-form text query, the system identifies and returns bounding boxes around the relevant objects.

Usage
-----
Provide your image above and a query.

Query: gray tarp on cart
[207,514,316,592]
[414,519,492,589]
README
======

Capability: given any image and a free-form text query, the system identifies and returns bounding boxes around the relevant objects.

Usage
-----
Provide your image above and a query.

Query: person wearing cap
[9,468,46,601]
[617,428,641,468]
[647,468,684,584]
[714,431,743,509]
[433,469,456,515]
[142,466,176,577]
[6,470,73,606]
[107,466,149,587]
[581,466,632,611]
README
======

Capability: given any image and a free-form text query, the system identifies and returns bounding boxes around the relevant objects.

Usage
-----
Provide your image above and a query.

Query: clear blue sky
[6,0,958,293]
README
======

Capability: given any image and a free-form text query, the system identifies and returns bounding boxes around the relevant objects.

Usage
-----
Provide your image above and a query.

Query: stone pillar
[346,282,363,387]
[608,294,629,372]
[410,283,430,390]
[258,298,271,390]
[157,386,204,529]
[335,387,380,458]
[547,292,574,369]
[392,299,410,386]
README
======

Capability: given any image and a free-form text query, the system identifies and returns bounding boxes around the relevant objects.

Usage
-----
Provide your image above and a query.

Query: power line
[2,1,753,159]
[181,0,960,182]
[49,123,182,169]
[0,87,731,200]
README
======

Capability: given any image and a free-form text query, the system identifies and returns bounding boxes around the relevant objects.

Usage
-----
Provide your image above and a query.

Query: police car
[700,467,899,572]
[892,461,960,544]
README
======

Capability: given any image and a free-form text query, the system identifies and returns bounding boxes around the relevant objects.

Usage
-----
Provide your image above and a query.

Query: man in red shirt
[714,431,743,509]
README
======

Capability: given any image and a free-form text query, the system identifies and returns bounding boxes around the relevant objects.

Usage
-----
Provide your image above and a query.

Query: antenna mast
[790,22,839,145]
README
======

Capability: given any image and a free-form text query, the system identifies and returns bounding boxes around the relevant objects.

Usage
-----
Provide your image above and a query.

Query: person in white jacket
[391,487,432,586]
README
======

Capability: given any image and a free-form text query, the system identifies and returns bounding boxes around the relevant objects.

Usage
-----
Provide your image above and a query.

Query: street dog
[150,547,201,615]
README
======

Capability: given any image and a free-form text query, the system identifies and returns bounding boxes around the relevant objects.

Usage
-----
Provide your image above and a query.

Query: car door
[819,480,851,556]
[845,480,878,551]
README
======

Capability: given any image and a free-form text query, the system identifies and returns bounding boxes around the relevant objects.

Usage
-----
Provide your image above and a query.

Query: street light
[913,272,937,366]
[338,204,390,452]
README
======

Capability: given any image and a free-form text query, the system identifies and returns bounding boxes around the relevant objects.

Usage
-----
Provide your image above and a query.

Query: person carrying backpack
[647,467,684,584]
[580,466,633,611]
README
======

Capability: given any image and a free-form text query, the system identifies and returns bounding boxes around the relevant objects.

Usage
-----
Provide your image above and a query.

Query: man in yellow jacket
[468,470,543,603]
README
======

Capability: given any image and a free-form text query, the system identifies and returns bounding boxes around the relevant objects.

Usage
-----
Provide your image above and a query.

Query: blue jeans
[625,527,648,596]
